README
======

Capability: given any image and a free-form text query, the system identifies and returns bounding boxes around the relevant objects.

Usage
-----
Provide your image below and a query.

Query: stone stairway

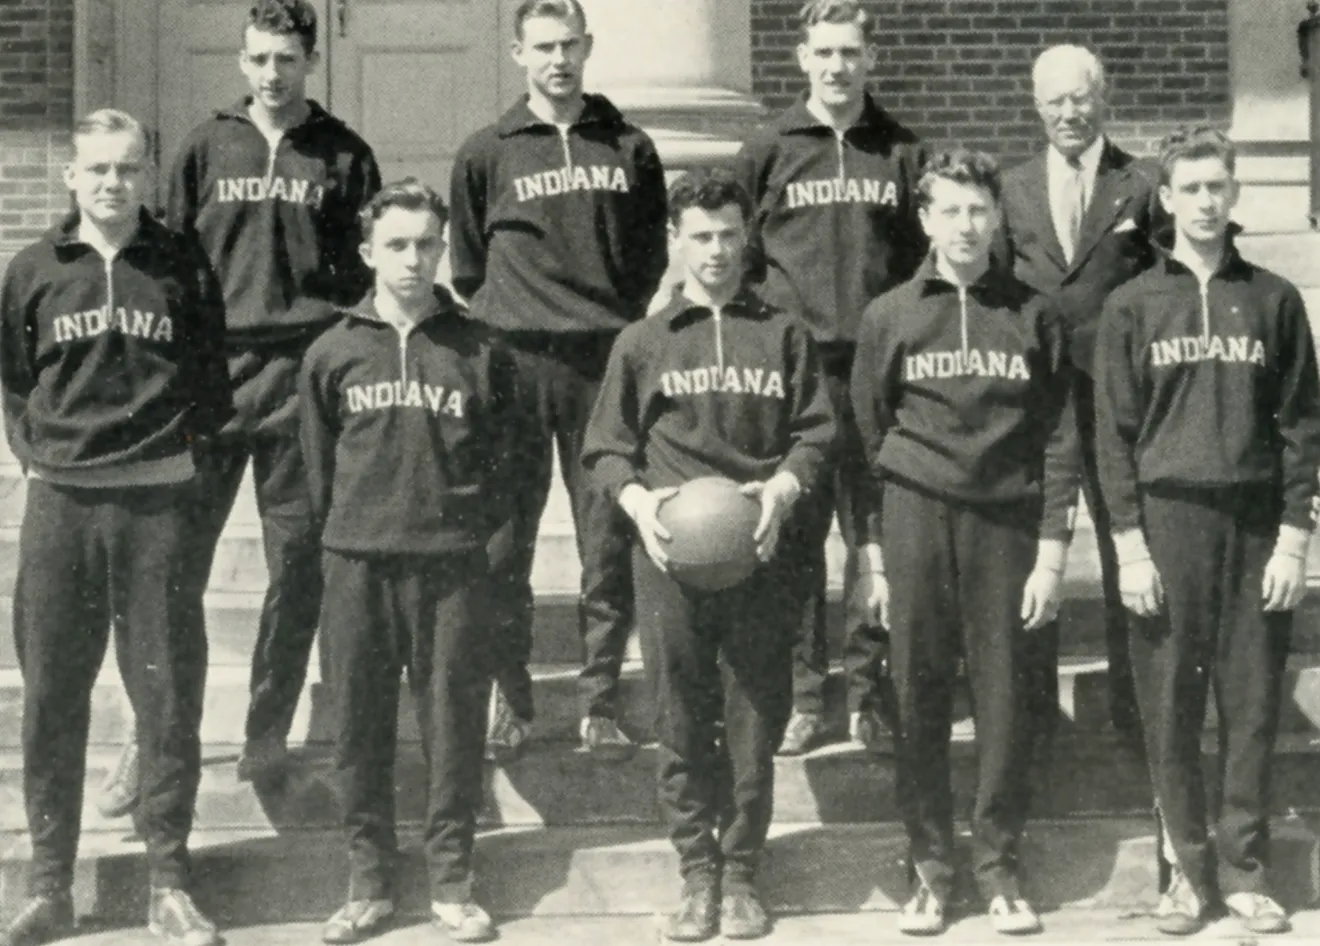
[2,217,1320,931]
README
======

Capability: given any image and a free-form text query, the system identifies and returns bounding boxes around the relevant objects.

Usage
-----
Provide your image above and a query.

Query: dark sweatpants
[1133,485,1291,901]
[882,480,1055,900]
[180,338,324,746]
[487,331,634,722]
[794,352,893,717]
[16,480,204,894]
[634,545,799,885]
[322,550,494,903]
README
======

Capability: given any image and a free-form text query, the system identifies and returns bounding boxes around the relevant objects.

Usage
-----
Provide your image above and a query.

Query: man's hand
[1119,559,1163,617]
[618,483,678,573]
[1263,553,1306,612]
[740,471,803,562]
[1020,567,1063,631]
[857,567,890,629]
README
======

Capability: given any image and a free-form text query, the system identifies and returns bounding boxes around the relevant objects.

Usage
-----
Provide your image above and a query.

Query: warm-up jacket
[735,93,927,349]
[449,94,669,334]
[167,98,381,342]
[299,288,518,555]
[582,287,837,504]
[0,210,232,487]
[851,257,1082,541]
[1094,243,1320,533]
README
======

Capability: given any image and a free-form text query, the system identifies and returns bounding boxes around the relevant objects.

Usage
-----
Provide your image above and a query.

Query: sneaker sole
[322,913,394,944]
[96,791,140,819]
[147,920,221,946]
[431,920,496,943]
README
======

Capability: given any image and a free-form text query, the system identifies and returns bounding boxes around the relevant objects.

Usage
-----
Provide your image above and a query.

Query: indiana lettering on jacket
[905,349,1031,381]
[784,176,899,209]
[512,164,630,202]
[345,379,467,418]
[215,174,326,207]
[53,305,174,344]
[1148,334,1267,368]
[659,365,786,399]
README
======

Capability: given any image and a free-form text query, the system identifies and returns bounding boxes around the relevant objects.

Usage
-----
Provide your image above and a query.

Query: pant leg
[789,455,833,719]
[177,438,249,661]
[402,552,495,902]
[635,546,723,881]
[104,485,199,889]
[246,422,324,745]
[323,551,402,902]
[953,500,1043,899]
[1214,488,1291,897]
[553,336,633,722]
[1132,489,1220,900]
[715,552,798,884]
[486,340,556,723]
[882,482,961,897]
[16,482,111,896]
[1076,374,1140,735]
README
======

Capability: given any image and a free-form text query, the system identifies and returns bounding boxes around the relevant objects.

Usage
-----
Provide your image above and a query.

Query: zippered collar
[775,91,896,135]
[48,208,173,257]
[214,96,341,134]
[658,286,773,328]
[495,92,626,137]
[914,252,1017,298]
[343,286,462,329]
[1153,225,1250,282]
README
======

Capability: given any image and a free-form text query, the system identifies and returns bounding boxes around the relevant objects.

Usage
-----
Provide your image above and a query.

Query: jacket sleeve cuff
[777,451,822,496]
[1273,523,1312,561]
[593,456,642,508]
[1112,528,1152,566]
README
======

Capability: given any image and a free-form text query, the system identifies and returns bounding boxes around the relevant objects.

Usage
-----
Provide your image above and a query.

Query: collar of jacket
[495,92,626,137]
[774,91,895,135]
[657,286,772,328]
[49,208,173,256]
[214,97,340,131]
[914,252,1020,298]
[343,285,464,327]
[1151,223,1249,280]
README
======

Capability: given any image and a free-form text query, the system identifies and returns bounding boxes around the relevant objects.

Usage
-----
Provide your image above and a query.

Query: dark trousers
[15,480,204,893]
[882,481,1054,899]
[1133,486,1290,901]
[1076,374,1139,735]
[635,546,798,884]
[323,550,494,902]
[487,332,633,722]
[180,341,324,746]
[794,358,892,716]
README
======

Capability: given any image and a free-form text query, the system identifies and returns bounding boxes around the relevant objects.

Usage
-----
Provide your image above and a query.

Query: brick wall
[750,0,1232,165]
[1,0,74,268]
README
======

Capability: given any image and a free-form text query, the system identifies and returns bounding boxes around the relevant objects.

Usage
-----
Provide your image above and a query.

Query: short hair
[72,108,151,158]
[916,148,1002,210]
[667,167,754,227]
[1157,125,1236,184]
[1032,44,1107,98]
[798,0,869,40]
[359,178,449,239]
[245,0,318,55]
[513,0,588,40]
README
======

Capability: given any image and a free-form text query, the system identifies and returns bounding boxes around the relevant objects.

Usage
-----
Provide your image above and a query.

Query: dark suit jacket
[998,139,1166,374]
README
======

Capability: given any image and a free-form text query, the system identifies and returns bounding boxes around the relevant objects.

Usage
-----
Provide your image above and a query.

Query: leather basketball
[656,476,762,591]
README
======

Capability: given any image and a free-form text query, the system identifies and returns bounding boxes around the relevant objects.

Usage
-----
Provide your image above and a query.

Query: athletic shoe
[0,892,74,946]
[849,709,890,752]
[1154,865,1204,936]
[580,715,636,761]
[96,741,140,819]
[322,899,395,943]
[484,686,529,764]
[147,888,220,946]
[236,734,289,783]
[776,711,828,756]
[431,900,495,942]
[988,894,1042,935]
[720,884,770,940]
[1225,892,1291,935]
[660,877,720,942]
[896,883,947,936]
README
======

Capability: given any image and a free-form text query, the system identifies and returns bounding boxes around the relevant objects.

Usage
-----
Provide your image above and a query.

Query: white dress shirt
[1047,135,1104,262]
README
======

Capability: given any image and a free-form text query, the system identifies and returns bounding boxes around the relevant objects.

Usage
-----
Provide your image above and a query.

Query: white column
[578,0,765,170]
[1229,0,1308,143]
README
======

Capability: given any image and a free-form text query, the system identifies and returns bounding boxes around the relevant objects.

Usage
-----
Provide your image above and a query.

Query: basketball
[657,476,762,591]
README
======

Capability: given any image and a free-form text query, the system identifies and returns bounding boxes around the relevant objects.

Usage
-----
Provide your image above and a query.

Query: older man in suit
[998,45,1165,742]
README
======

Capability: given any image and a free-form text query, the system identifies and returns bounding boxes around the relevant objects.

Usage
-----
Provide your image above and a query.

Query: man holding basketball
[583,168,835,941]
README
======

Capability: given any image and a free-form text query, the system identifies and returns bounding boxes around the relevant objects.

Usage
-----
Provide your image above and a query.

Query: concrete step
[2,816,1318,925]
[9,729,1320,840]
[40,910,1320,946]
